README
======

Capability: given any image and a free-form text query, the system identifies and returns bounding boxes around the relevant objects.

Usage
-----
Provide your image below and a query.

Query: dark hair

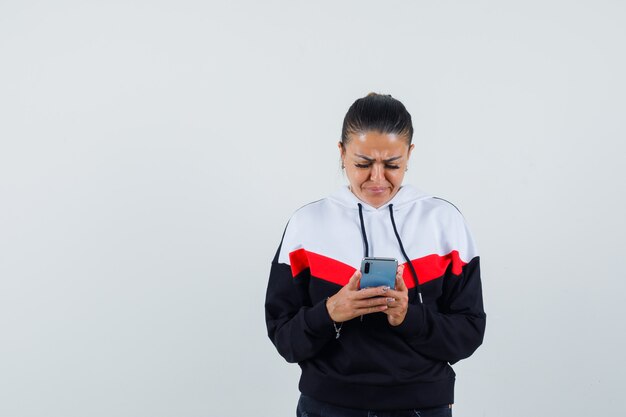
[340,93,414,147]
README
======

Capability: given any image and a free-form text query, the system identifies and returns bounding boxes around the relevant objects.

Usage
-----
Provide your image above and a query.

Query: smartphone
[360,257,398,289]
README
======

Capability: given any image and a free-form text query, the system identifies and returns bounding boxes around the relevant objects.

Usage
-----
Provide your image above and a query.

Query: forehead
[345,131,410,157]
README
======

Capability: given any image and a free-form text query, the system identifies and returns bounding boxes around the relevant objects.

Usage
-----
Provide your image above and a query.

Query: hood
[328,184,431,211]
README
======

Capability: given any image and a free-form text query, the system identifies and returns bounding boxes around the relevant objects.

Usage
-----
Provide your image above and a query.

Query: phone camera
[364,262,370,273]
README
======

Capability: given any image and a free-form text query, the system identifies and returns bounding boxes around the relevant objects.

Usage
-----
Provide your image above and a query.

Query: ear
[338,141,346,159]
[407,143,414,159]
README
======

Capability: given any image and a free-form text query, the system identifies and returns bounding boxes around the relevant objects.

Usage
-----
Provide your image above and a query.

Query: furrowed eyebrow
[354,154,402,163]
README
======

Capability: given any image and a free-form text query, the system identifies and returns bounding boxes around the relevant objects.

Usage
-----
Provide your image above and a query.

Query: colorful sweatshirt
[265,185,486,410]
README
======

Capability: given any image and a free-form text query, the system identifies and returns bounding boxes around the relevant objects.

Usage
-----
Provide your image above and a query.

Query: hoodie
[265,185,486,410]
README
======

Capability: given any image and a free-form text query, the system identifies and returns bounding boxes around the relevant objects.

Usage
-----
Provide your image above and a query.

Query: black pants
[296,394,453,417]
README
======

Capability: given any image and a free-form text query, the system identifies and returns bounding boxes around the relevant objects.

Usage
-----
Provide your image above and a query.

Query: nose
[370,163,384,182]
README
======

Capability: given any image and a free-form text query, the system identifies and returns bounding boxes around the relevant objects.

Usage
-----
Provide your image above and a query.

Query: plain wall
[1,1,625,416]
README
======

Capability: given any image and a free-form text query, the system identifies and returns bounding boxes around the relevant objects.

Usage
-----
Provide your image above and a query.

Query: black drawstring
[357,203,369,258]
[357,203,370,323]
[389,204,423,304]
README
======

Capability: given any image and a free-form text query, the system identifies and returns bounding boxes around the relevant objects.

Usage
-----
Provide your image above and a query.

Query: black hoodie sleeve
[392,255,486,363]
[264,237,336,364]
[391,206,486,364]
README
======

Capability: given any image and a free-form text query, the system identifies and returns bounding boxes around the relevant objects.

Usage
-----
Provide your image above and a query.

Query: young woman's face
[339,131,413,208]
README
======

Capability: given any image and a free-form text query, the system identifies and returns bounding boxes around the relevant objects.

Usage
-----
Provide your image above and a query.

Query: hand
[326,269,391,323]
[381,265,409,326]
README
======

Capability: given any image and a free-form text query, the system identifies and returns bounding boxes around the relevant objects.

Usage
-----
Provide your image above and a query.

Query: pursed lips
[364,186,390,194]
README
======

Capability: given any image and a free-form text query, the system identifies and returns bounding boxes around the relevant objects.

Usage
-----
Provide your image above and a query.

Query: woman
[265,93,486,417]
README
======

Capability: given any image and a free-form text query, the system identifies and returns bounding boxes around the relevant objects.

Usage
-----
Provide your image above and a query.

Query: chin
[363,192,392,208]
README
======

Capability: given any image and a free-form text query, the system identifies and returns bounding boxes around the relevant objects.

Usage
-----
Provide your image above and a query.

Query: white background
[1,1,625,416]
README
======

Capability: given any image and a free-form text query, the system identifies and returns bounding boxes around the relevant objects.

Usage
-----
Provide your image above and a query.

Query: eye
[385,165,401,170]
[354,164,371,169]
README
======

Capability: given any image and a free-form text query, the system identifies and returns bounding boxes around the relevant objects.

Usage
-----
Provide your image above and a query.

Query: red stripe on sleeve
[288,249,355,286]
[289,248,310,277]
[403,250,466,287]
[306,252,356,286]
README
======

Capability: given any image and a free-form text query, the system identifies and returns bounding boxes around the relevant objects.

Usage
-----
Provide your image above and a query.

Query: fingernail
[382,286,390,292]
[386,298,395,303]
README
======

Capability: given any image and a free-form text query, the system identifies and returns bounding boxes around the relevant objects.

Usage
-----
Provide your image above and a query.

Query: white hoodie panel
[277,185,478,270]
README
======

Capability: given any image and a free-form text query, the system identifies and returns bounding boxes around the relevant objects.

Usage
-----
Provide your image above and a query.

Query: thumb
[346,269,361,290]
[396,265,407,291]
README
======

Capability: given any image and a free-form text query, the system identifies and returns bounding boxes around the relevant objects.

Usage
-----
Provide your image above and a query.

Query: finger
[346,270,361,290]
[385,297,397,306]
[381,301,405,314]
[384,302,404,311]
[354,304,388,315]
[353,286,391,299]
[384,289,407,299]
[395,270,408,292]
[352,296,390,309]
